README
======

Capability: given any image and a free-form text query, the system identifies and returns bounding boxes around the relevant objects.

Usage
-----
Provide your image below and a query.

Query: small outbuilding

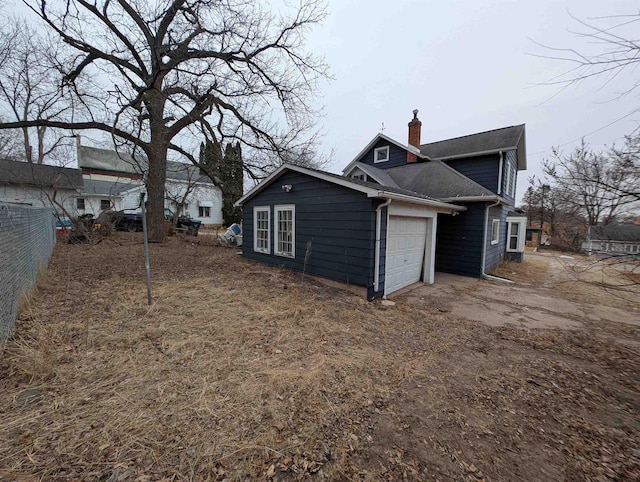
[236,164,464,299]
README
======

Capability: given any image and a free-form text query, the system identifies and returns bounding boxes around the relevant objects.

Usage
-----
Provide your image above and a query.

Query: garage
[385,216,428,294]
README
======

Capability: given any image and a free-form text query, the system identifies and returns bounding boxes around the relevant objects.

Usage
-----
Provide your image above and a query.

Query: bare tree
[0,0,328,242]
[532,12,640,100]
[606,135,640,202]
[0,19,78,165]
[543,140,637,227]
[0,118,20,160]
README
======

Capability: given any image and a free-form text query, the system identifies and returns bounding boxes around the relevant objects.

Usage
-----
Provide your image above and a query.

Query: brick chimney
[407,109,422,163]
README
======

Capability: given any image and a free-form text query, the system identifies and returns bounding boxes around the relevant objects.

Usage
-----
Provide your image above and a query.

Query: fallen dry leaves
[0,233,638,480]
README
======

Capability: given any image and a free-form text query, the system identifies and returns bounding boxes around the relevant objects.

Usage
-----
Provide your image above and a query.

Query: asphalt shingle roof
[420,124,525,160]
[592,224,640,242]
[0,159,83,190]
[297,164,445,202]
[385,160,497,200]
[352,163,399,188]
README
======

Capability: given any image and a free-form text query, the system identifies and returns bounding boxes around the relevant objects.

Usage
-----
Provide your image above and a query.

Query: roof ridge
[421,124,525,147]
[386,160,496,198]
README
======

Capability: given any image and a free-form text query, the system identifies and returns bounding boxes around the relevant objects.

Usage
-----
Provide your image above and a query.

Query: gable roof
[385,160,501,201]
[351,162,400,188]
[166,161,215,184]
[591,224,640,242]
[420,124,526,170]
[341,133,428,175]
[0,159,83,190]
[236,163,465,212]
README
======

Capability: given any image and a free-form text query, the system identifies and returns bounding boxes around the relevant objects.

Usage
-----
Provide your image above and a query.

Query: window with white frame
[510,165,517,197]
[505,166,511,197]
[254,206,270,254]
[491,219,500,245]
[198,206,211,217]
[374,146,389,163]
[506,217,527,252]
[76,198,85,210]
[275,205,295,257]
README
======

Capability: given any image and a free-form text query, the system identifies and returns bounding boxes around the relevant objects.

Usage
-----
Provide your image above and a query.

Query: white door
[385,216,427,294]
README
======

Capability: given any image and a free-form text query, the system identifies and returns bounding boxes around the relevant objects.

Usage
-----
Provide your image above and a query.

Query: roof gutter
[440,195,504,203]
[433,147,517,162]
[497,151,503,195]
[374,199,392,294]
[370,191,465,212]
[480,199,514,284]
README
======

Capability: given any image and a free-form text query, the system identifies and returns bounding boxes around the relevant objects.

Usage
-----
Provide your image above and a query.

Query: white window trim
[505,165,512,197]
[491,219,500,245]
[274,204,295,258]
[510,166,517,197]
[374,146,390,163]
[506,219,526,252]
[253,206,270,254]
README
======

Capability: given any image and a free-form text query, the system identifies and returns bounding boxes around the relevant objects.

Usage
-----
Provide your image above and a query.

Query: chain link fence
[0,202,56,344]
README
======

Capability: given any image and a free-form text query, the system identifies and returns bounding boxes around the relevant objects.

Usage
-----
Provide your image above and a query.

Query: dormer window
[374,146,389,163]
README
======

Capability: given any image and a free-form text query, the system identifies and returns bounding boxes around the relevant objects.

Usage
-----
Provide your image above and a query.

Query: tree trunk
[146,142,168,243]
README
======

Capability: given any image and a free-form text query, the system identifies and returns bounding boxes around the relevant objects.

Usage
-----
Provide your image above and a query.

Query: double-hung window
[491,219,500,245]
[254,206,270,253]
[506,216,527,252]
[275,205,295,258]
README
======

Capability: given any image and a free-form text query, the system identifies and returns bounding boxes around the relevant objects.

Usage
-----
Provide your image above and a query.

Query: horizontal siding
[484,205,506,272]
[436,202,485,277]
[445,154,499,194]
[242,170,378,292]
[355,138,409,170]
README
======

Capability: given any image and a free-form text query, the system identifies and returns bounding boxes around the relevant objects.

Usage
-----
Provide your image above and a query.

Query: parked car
[94,209,201,235]
[55,218,72,234]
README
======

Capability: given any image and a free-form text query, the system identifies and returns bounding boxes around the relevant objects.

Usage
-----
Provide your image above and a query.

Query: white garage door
[385,216,427,294]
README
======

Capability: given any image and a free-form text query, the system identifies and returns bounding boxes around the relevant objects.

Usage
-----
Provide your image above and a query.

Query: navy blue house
[237,111,528,299]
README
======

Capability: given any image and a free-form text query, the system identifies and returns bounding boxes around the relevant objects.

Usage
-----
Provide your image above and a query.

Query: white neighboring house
[0,159,83,217]
[582,223,640,256]
[77,145,223,225]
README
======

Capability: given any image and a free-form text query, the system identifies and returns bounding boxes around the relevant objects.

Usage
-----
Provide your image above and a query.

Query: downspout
[497,151,503,195]
[374,199,392,293]
[481,199,513,283]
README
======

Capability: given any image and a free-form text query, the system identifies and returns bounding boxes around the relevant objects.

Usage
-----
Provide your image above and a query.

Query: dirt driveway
[1,238,639,481]
[398,254,639,333]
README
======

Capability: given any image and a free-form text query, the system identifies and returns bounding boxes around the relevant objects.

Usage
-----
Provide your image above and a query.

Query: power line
[528,108,640,158]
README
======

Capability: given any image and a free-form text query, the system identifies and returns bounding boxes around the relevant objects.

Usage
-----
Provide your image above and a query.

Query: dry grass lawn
[1,234,639,481]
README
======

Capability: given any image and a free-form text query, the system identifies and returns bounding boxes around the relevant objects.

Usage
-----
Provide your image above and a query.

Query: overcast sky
[5,0,639,204]
[309,0,640,202]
